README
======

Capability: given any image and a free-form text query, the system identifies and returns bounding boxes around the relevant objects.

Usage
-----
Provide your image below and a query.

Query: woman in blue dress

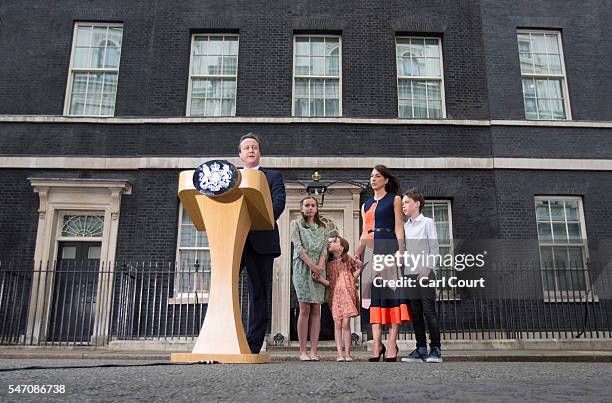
[355,165,410,362]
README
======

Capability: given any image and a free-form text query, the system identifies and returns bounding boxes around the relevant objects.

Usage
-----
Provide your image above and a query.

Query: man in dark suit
[239,133,286,353]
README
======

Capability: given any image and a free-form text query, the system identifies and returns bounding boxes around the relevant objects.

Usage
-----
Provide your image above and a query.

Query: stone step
[267,343,368,352]
[1,348,611,363]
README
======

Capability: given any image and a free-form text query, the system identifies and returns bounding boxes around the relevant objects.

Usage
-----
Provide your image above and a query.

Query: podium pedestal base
[171,352,271,364]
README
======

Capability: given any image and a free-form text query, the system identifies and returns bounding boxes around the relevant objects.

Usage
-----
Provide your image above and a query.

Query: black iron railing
[0,260,610,346]
[0,260,250,346]
[389,263,612,341]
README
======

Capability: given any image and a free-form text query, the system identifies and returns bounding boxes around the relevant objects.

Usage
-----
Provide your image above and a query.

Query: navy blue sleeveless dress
[362,192,411,324]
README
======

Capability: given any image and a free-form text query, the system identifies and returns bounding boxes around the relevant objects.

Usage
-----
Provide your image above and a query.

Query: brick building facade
[1,0,611,346]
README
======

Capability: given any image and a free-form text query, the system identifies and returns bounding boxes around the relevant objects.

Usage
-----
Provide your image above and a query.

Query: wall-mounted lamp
[299,171,367,206]
[306,171,328,204]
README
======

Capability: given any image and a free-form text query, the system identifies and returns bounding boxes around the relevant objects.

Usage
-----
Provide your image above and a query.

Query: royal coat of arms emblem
[193,160,240,196]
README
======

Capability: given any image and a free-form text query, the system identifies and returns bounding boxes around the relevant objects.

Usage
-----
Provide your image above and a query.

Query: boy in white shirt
[400,189,442,363]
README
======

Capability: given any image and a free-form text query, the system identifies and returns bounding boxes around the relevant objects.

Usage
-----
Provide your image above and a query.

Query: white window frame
[170,204,210,304]
[517,29,572,121]
[422,200,456,300]
[186,34,239,117]
[395,36,447,119]
[534,196,593,302]
[63,22,123,117]
[291,34,343,117]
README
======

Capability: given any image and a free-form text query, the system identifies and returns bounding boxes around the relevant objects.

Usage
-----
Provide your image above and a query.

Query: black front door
[48,241,101,342]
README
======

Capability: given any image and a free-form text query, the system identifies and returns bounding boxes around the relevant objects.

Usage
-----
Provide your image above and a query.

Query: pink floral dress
[326,256,360,321]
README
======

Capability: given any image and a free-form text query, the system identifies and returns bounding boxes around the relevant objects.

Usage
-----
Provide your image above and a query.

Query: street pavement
[1,359,611,402]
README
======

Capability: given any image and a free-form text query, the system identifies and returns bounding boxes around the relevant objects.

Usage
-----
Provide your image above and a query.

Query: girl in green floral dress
[290,196,329,361]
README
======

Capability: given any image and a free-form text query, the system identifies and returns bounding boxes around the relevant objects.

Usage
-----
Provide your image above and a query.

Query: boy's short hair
[403,188,425,213]
[238,132,262,152]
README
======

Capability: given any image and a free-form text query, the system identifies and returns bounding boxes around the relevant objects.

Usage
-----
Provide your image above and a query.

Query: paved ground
[1,359,611,402]
[2,348,612,362]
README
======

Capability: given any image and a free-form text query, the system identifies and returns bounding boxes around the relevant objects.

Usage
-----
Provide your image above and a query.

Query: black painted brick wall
[480,0,612,121]
[2,121,611,160]
[3,168,611,264]
[0,1,155,117]
[0,0,489,119]
[494,170,612,270]
[0,170,39,262]
[2,0,611,339]
[2,1,610,121]
[3,168,611,337]
[0,123,492,157]
[491,126,612,159]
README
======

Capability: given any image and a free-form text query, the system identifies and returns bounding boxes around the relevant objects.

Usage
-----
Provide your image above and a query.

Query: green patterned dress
[290,219,329,304]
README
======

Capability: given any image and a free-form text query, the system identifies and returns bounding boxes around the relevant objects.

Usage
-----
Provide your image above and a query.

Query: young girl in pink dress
[313,236,362,361]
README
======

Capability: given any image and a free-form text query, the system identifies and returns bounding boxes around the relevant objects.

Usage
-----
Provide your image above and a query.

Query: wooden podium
[171,163,275,364]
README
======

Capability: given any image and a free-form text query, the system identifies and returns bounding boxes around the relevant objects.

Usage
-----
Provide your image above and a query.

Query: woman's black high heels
[384,345,399,362]
[368,344,386,362]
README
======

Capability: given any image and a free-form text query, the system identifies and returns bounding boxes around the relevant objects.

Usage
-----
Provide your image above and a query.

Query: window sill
[544,294,599,303]
[186,114,236,118]
[167,294,209,305]
[63,114,116,118]
[397,116,447,120]
[524,117,571,122]
[291,115,343,119]
[436,297,462,302]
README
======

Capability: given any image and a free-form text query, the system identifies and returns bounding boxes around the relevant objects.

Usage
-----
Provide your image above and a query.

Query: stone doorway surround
[26,178,132,345]
[270,182,363,345]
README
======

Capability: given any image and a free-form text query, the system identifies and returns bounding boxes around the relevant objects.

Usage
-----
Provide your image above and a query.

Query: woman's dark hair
[299,196,325,228]
[403,188,425,213]
[373,164,401,195]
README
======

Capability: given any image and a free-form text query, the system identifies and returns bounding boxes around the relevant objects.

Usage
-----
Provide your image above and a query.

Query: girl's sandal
[299,354,311,361]
[344,356,353,362]
[310,355,321,361]
[336,356,345,362]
